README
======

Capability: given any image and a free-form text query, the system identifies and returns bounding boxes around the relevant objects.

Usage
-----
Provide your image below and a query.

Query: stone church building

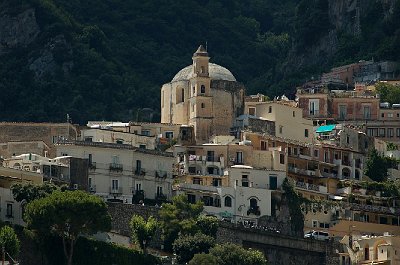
[161,46,245,143]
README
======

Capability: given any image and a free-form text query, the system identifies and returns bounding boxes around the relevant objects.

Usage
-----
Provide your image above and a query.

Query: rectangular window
[397,128,400,137]
[339,105,347,120]
[141,130,150,136]
[165,131,174,139]
[260,141,267,150]
[268,106,272,113]
[388,128,394,138]
[312,220,318,228]
[314,149,319,157]
[241,175,249,187]
[363,106,371,120]
[236,152,243,164]
[279,126,283,134]
[269,175,277,190]
[388,113,393,118]
[367,128,374,137]
[305,129,309,138]
[379,128,386,137]
[279,154,285,164]
[248,107,256,116]
[6,203,13,217]
[112,179,119,190]
[136,183,142,191]
[309,100,319,116]
[157,186,163,196]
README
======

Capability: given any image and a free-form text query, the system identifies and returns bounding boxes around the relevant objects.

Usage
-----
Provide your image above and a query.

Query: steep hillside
[0,0,399,124]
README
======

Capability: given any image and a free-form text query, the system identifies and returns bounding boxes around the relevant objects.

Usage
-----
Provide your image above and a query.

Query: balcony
[88,185,96,193]
[247,206,261,216]
[179,183,218,193]
[344,202,400,215]
[89,162,96,170]
[109,187,123,194]
[155,193,167,202]
[288,167,317,177]
[295,181,328,193]
[109,163,123,172]
[134,168,146,176]
[321,172,337,178]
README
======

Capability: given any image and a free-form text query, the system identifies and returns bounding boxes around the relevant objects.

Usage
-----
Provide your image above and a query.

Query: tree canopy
[173,233,216,264]
[207,243,267,265]
[129,215,158,251]
[11,182,59,203]
[24,190,112,265]
[0,226,20,261]
[159,194,203,251]
[365,148,397,182]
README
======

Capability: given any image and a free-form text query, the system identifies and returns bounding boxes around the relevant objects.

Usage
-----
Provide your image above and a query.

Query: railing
[109,187,123,194]
[321,172,337,178]
[89,162,96,170]
[288,167,317,176]
[179,183,218,192]
[247,206,261,216]
[109,163,123,172]
[134,168,146,176]
[295,182,328,193]
[343,202,400,215]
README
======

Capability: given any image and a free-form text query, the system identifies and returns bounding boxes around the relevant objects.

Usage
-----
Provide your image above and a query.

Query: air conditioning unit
[89,186,95,192]
[73,184,78,190]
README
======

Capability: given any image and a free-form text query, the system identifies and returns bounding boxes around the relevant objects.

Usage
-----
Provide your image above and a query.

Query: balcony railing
[288,167,317,176]
[343,202,400,215]
[109,163,123,172]
[295,181,328,193]
[89,185,96,193]
[179,183,218,193]
[247,206,261,216]
[134,168,146,176]
[109,187,123,194]
[89,162,96,170]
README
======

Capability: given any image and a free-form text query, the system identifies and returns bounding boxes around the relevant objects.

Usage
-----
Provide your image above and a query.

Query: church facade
[161,46,245,143]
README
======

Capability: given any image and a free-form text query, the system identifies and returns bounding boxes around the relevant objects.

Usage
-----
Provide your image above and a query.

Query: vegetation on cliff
[1,0,399,123]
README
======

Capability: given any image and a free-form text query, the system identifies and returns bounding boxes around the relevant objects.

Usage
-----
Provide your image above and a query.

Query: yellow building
[161,45,245,143]
[244,101,314,143]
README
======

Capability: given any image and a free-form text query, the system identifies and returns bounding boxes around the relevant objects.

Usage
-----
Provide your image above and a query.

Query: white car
[304,231,329,241]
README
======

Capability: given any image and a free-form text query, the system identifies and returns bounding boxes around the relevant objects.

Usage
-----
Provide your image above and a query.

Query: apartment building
[56,141,175,203]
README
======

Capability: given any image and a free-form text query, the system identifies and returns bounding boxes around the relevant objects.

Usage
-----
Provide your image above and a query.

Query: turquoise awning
[316,124,336,133]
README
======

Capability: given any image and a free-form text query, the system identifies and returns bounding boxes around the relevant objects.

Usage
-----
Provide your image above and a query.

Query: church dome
[172,63,236,82]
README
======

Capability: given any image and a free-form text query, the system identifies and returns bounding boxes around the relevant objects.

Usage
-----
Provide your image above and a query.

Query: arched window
[201,85,205,94]
[224,196,232,207]
[192,86,195,95]
[181,88,185,102]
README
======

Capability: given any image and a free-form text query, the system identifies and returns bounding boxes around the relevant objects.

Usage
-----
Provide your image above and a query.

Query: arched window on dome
[224,196,232,207]
[201,85,205,94]
[181,88,184,102]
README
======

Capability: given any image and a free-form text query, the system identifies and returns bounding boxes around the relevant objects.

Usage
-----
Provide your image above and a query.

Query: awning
[316,124,336,133]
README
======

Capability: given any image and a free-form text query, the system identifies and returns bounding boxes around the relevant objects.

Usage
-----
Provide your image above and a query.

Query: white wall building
[56,142,175,203]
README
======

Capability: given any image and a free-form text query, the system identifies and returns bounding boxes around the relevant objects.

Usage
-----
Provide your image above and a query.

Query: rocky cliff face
[286,0,397,74]
[0,8,40,54]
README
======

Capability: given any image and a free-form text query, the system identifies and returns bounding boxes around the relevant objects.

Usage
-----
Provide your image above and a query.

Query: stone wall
[107,202,159,236]
[217,222,340,265]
